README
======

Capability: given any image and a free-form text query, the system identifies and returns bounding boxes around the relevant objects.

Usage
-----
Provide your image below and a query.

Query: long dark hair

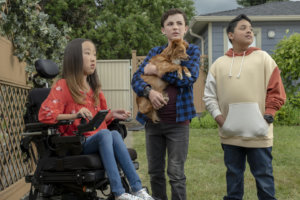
[62,38,101,105]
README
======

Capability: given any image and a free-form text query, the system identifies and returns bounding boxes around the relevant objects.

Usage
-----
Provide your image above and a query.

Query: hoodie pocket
[221,103,269,138]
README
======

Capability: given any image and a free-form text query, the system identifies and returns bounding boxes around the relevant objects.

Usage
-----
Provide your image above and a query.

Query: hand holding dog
[135,39,190,122]
[149,90,167,109]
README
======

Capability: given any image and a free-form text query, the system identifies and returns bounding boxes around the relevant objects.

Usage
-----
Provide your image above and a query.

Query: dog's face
[164,39,189,61]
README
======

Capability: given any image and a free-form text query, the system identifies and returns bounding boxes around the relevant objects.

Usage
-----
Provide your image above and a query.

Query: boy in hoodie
[203,14,286,200]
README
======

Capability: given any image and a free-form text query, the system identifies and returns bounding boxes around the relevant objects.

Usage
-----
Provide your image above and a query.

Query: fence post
[131,50,138,118]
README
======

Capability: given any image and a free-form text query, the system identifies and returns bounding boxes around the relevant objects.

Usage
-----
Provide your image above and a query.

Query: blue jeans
[222,144,277,200]
[82,129,142,196]
[145,121,189,200]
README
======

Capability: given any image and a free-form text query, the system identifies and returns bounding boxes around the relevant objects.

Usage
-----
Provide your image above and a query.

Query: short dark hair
[226,14,252,34]
[160,8,187,27]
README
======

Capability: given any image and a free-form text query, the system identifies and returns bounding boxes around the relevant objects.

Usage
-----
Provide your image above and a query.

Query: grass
[132,126,300,200]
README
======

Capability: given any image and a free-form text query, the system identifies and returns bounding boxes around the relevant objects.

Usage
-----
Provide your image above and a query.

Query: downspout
[189,27,204,56]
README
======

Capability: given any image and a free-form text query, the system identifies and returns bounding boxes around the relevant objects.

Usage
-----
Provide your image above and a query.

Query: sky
[193,0,300,15]
[194,0,240,15]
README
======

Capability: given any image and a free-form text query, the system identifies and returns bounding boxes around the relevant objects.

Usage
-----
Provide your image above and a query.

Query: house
[185,1,300,66]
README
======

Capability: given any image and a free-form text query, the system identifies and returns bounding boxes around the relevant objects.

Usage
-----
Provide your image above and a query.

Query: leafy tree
[236,0,288,7]
[40,0,102,39]
[272,32,300,95]
[41,0,195,59]
[0,0,69,75]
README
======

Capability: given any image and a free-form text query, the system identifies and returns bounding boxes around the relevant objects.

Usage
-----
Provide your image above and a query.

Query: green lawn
[132,126,300,200]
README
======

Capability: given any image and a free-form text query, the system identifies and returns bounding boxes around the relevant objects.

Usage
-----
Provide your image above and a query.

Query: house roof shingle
[203,1,300,16]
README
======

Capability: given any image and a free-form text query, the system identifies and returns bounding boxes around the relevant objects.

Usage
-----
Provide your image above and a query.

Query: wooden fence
[96,60,132,113]
[0,37,34,200]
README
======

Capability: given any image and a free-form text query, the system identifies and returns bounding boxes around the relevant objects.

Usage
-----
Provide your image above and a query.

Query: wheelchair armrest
[25,120,73,132]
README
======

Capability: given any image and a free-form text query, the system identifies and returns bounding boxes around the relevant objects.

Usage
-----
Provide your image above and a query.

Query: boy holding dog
[131,8,200,200]
[203,14,286,200]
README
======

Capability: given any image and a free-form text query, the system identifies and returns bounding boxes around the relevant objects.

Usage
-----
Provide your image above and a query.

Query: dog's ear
[161,44,173,57]
[161,39,184,57]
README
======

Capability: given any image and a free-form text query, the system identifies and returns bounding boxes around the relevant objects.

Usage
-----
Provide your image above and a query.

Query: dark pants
[222,144,277,200]
[145,121,189,200]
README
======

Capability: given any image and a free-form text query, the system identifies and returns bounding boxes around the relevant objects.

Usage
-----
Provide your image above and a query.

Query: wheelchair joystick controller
[79,115,87,125]
[76,110,109,135]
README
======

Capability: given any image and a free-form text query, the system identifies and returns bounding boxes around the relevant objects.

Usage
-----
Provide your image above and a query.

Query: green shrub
[190,111,218,129]
[0,0,69,76]
[274,93,300,126]
[272,32,300,95]
[289,92,300,108]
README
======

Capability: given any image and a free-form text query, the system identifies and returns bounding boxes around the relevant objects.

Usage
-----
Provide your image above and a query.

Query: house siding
[255,21,300,54]
[212,22,227,62]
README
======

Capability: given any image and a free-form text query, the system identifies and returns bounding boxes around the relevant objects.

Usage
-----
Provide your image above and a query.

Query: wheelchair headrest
[35,59,59,79]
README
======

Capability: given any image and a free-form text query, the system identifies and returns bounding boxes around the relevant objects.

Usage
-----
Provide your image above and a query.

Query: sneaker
[115,193,143,200]
[133,188,154,200]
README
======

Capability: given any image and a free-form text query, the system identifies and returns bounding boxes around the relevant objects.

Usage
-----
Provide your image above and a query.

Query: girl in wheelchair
[38,38,154,200]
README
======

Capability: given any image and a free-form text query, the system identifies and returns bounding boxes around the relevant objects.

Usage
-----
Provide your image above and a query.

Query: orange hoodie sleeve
[265,67,286,116]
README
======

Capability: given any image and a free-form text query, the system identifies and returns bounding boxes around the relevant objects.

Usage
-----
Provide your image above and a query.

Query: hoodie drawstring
[228,51,246,79]
[228,52,234,78]
[237,51,246,78]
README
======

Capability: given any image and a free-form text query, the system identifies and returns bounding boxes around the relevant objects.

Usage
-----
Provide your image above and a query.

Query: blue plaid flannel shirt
[131,43,201,125]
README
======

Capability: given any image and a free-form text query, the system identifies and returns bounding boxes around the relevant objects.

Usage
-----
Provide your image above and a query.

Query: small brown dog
[136,39,191,122]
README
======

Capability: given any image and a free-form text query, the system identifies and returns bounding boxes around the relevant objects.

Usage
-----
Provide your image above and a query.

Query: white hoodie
[203,47,286,148]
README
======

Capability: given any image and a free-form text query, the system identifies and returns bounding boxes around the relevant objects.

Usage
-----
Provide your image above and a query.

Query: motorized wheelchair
[21,59,138,200]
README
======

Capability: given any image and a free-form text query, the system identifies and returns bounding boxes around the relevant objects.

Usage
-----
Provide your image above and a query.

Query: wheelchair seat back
[24,88,51,124]
[24,59,59,124]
